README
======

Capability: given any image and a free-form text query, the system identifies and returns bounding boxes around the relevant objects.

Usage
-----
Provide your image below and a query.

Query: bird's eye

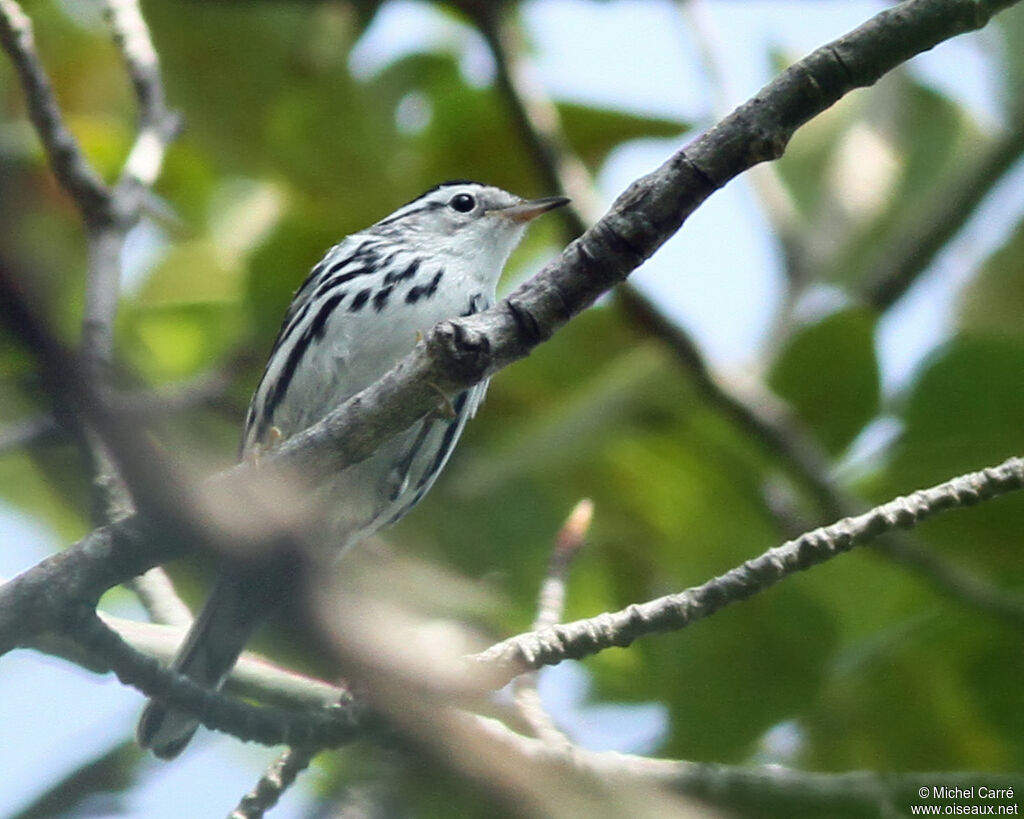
[449,193,476,213]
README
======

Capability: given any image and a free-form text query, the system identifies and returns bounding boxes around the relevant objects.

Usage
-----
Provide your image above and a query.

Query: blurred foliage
[1,1,1023,817]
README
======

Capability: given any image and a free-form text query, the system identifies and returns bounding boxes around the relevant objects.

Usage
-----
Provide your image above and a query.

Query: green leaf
[655,588,837,762]
[121,302,243,382]
[558,101,691,168]
[776,70,983,289]
[768,308,880,454]
[136,241,244,306]
[890,336,1024,488]
[957,216,1024,340]
[868,336,1024,587]
[995,3,1024,114]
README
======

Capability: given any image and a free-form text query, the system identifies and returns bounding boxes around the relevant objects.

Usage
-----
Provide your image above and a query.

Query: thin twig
[0,0,109,216]
[125,570,193,628]
[469,456,1024,689]
[4,452,1021,756]
[0,413,62,452]
[675,0,805,280]
[65,606,370,749]
[532,499,592,632]
[471,3,603,228]
[104,0,179,192]
[512,500,593,746]
[228,746,319,819]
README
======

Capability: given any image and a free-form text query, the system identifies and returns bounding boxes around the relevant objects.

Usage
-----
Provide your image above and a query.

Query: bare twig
[0,413,62,452]
[4,448,1020,760]
[104,0,179,192]
[125,571,193,628]
[65,606,369,749]
[473,0,844,521]
[533,499,593,633]
[471,3,603,228]
[228,746,319,819]
[513,500,593,746]
[675,0,805,279]
[0,0,109,216]
[469,456,1024,689]
[43,457,1024,752]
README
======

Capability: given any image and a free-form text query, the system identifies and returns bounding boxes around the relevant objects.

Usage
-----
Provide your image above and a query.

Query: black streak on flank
[349,288,372,312]
[327,242,377,275]
[309,292,346,341]
[406,270,444,304]
[316,266,374,301]
[373,286,393,312]
[385,258,420,286]
[257,290,348,441]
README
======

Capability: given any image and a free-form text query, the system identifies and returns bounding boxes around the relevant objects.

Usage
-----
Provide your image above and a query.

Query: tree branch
[104,0,179,192]
[65,606,370,749]
[8,455,1021,756]
[467,456,1024,688]
[228,747,318,819]
[0,0,110,217]
[470,713,1024,817]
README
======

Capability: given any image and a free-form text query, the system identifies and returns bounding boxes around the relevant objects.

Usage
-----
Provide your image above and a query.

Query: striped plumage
[137,181,568,758]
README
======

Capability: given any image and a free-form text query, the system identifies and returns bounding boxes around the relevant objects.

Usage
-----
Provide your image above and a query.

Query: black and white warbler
[136,181,568,758]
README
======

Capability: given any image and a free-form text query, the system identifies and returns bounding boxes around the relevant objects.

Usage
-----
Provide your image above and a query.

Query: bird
[136,180,569,758]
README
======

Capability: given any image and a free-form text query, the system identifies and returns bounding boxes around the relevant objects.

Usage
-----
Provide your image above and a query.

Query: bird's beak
[497,195,571,223]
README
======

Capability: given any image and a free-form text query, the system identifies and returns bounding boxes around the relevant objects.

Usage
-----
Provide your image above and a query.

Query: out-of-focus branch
[104,0,178,192]
[532,499,593,633]
[469,456,1024,689]
[0,354,250,456]
[0,566,351,714]
[862,119,1024,311]
[9,453,1023,758]
[1,0,188,624]
[513,499,592,746]
[65,606,369,749]
[8,740,142,819]
[469,2,602,229]
[0,0,176,365]
[0,413,62,453]
[470,713,1024,817]
[125,571,193,629]
[472,1,844,513]
[0,0,109,217]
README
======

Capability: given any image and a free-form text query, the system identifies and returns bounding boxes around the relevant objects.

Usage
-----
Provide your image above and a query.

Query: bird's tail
[136,570,275,759]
